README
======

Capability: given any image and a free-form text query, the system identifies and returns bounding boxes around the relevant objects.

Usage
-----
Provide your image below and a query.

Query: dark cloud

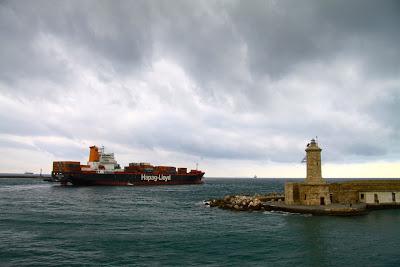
[0,0,399,174]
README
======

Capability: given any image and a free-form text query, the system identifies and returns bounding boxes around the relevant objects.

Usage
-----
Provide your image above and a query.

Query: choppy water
[1,178,400,266]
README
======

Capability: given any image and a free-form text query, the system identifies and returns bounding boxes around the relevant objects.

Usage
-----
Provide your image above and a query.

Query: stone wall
[284,180,400,206]
[328,183,358,204]
[284,182,300,205]
[360,191,400,204]
[329,180,400,204]
[299,184,331,205]
[285,182,331,205]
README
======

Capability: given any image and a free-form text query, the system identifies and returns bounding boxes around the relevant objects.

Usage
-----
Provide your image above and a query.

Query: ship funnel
[89,146,100,162]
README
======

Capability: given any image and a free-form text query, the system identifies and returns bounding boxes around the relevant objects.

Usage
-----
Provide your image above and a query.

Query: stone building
[285,139,400,206]
[285,139,331,205]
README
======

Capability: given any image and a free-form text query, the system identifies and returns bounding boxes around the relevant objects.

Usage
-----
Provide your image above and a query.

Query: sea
[1,178,400,267]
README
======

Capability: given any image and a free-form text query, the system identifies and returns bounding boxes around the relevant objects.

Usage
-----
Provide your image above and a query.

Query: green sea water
[1,178,400,266]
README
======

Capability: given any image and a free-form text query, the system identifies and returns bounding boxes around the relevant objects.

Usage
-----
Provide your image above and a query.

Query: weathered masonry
[329,180,400,205]
[359,191,399,204]
[285,139,400,207]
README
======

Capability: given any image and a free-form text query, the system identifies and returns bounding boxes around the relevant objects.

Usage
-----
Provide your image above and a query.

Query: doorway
[374,194,379,204]
[320,197,325,205]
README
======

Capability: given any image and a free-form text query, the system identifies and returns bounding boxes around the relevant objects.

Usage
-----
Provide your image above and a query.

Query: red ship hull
[53,172,204,186]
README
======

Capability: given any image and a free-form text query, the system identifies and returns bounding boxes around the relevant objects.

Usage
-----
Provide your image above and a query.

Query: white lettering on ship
[141,174,172,182]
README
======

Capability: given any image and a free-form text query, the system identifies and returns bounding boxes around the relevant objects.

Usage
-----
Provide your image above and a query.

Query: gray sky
[1,0,399,177]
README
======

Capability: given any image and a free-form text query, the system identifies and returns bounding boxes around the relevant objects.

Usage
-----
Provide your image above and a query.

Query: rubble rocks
[206,192,284,211]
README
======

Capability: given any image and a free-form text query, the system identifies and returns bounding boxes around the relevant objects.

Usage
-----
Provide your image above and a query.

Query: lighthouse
[285,138,331,205]
[305,138,325,184]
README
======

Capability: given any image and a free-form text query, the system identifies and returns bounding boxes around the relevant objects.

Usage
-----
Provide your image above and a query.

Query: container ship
[50,146,205,186]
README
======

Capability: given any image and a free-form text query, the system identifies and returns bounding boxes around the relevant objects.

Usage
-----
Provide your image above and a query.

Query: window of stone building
[304,194,307,200]
[360,193,364,200]
[392,193,396,202]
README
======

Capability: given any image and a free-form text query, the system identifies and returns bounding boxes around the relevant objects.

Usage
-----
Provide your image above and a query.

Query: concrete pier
[264,202,368,216]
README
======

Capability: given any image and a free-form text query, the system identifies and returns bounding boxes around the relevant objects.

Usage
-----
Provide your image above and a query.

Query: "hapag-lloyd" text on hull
[141,174,171,182]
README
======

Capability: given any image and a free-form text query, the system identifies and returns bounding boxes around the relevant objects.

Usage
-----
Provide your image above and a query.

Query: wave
[263,210,312,217]
[0,183,51,192]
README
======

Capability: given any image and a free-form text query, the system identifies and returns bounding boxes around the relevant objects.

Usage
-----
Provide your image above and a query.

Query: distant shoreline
[0,173,51,179]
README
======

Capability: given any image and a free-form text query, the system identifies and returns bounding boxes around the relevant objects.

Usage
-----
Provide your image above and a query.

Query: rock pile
[206,192,284,211]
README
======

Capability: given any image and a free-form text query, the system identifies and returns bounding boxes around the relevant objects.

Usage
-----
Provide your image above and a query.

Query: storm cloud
[0,0,399,176]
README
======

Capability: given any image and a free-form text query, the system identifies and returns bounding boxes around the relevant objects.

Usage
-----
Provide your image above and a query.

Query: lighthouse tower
[305,138,325,184]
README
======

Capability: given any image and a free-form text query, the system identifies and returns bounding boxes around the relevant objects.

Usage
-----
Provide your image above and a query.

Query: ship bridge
[87,146,121,172]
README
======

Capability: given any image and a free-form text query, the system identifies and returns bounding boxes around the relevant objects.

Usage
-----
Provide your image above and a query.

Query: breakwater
[206,193,369,216]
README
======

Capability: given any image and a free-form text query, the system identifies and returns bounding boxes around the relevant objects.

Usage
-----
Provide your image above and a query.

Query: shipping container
[178,168,187,174]
[52,161,81,172]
